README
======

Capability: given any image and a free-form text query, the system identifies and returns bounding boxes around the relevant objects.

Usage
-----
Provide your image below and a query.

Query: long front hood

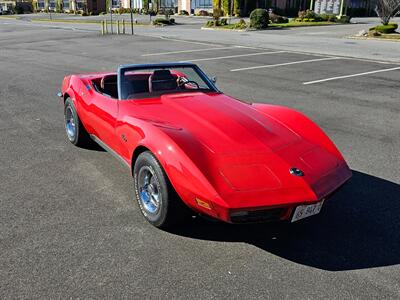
[126,92,351,208]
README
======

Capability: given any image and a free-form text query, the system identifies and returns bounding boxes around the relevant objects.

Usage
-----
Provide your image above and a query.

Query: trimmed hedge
[250,8,269,29]
[269,13,288,24]
[369,23,398,34]
[153,18,175,25]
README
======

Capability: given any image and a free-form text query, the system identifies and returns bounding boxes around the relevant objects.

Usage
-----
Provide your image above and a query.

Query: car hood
[126,92,350,207]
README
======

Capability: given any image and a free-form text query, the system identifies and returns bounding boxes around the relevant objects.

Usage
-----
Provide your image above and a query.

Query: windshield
[119,65,217,100]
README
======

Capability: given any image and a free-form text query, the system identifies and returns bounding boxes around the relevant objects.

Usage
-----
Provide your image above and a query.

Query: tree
[375,0,400,25]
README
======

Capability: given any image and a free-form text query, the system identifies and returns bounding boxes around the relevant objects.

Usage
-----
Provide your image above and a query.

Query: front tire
[64,98,91,147]
[133,151,189,228]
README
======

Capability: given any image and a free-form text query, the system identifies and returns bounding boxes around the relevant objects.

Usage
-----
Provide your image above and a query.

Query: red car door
[87,91,119,151]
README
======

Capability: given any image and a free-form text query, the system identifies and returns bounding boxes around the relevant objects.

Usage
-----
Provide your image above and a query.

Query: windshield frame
[117,63,220,100]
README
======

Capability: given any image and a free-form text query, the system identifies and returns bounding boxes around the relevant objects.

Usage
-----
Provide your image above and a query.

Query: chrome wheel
[138,166,161,215]
[65,106,76,140]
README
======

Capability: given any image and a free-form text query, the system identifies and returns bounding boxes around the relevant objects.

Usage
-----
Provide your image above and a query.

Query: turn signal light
[195,198,212,210]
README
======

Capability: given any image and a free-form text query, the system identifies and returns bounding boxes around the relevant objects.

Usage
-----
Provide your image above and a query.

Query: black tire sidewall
[134,152,170,227]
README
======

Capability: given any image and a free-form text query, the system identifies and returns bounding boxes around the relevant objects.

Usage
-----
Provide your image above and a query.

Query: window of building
[192,0,212,9]
[37,0,45,9]
[111,0,119,8]
[76,0,84,9]
[160,0,177,8]
[49,0,56,9]
[62,0,70,9]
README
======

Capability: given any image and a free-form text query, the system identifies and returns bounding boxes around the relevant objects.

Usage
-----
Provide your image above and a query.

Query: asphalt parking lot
[1,19,400,298]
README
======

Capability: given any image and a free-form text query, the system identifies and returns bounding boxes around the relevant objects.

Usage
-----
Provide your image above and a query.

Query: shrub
[369,23,398,33]
[160,8,174,17]
[234,18,247,29]
[143,9,156,16]
[14,5,24,14]
[153,18,174,25]
[250,8,269,29]
[197,10,209,16]
[328,14,337,22]
[220,18,228,25]
[269,13,288,24]
[206,20,215,27]
[338,15,351,23]
[298,9,322,21]
[179,10,189,15]
[99,11,106,15]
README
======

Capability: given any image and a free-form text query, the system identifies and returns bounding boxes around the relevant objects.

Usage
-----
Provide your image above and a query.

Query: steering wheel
[177,77,200,89]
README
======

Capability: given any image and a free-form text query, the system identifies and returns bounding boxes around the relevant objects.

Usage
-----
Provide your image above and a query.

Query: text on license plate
[291,200,324,222]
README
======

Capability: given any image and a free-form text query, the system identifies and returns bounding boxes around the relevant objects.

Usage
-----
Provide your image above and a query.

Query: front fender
[121,117,229,218]
[253,104,345,161]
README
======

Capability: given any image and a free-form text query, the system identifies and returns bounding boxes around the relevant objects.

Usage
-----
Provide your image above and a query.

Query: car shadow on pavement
[170,170,400,271]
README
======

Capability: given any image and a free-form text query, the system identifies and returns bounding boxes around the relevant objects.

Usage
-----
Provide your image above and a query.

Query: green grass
[269,21,338,28]
[204,21,340,31]
[372,33,400,40]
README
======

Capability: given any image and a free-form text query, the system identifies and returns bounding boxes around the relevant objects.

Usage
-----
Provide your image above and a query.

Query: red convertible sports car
[59,62,351,228]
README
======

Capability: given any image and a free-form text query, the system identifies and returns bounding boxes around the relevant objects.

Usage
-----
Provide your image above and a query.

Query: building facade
[0,0,32,12]
[177,0,212,13]
[35,0,106,13]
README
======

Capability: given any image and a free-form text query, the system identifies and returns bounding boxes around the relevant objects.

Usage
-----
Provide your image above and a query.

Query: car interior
[92,69,200,99]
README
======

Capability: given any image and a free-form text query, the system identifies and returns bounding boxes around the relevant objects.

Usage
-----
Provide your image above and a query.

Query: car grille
[230,207,285,224]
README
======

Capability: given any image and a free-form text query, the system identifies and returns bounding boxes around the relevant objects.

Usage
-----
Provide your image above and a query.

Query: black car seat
[148,70,177,92]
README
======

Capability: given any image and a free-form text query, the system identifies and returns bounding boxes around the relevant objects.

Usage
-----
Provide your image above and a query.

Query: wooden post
[117,20,120,34]
[122,19,126,34]
[101,20,105,34]
[105,19,108,34]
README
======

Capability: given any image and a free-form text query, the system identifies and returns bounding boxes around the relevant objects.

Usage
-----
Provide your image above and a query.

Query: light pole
[49,0,52,20]
[110,0,113,34]
[130,0,134,35]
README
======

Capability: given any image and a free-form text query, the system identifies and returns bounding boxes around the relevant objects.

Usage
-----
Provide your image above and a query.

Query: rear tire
[133,151,190,228]
[64,98,92,147]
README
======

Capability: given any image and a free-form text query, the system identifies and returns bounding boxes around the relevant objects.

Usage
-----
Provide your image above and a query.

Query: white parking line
[230,57,341,72]
[142,46,235,56]
[158,36,223,47]
[180,51,286,62]
[303,66,400,85]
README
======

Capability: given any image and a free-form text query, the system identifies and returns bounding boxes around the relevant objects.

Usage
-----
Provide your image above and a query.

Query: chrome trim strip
[90,134,130,169]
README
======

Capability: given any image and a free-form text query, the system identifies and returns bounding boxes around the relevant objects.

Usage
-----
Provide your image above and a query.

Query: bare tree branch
[375,0,400,25]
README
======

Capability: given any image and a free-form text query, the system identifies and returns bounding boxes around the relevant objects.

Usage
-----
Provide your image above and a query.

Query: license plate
[291,200,324,222]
